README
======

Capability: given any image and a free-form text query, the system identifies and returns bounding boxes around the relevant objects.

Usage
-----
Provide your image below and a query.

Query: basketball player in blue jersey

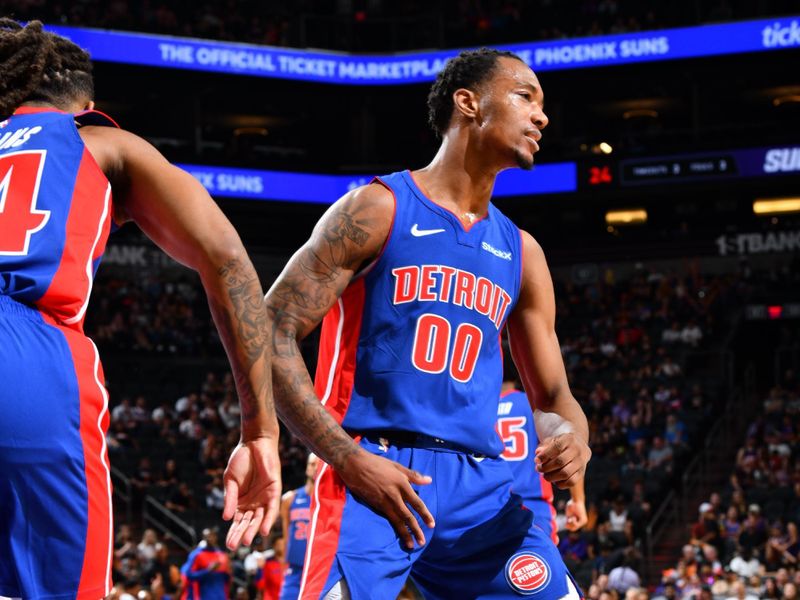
[266,48,590,599]
[498,365,588,543]
[280,453,319,600]
[0,20,279,599]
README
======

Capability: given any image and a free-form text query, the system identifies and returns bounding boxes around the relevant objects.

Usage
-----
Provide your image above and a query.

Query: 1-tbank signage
[48,16,800,84]
[177,163,577,203]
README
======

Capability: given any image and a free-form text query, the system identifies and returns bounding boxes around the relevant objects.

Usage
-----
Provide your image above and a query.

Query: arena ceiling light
[753,197,800,215]
[605,208,647,225]
[589,142,613,155]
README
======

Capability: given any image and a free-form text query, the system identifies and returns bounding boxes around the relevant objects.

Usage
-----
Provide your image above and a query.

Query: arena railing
[643,349,740,583]
[143,495,197,553]
[110,465,133,525]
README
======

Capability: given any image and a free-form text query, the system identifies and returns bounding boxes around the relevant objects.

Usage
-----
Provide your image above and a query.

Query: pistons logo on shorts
[505,552,551,595]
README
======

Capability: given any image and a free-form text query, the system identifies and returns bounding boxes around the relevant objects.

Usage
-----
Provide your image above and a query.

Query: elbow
[206,237,247,271]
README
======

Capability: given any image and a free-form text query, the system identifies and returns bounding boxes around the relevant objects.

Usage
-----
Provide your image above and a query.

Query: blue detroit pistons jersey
[0,107,113,331]
[286,487,311,567]
[315,170,523,457]
[498,389,555,510]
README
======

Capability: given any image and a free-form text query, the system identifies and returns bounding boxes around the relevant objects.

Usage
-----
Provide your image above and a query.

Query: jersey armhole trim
[351,176,397,281]
[516,227,525,306]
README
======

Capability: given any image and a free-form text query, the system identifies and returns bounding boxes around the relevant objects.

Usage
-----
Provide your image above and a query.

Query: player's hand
[222,436,282,550]
[565,499,588,531]
[340,449,435,550]
[534,432,591,489]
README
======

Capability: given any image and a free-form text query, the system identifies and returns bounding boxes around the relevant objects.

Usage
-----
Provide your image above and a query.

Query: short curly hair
[427,48,524,138]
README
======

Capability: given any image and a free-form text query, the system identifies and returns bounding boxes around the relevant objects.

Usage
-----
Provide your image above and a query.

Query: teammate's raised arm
[265,183,435,550]
[507,230,591,490]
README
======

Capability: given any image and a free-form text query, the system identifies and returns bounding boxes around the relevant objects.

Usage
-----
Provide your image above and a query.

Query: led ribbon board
[177,163,577,203]
[620,145,800,186]
[49,16,800,84]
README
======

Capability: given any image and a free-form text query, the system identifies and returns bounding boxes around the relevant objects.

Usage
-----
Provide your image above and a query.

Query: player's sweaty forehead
[489,57,544,103]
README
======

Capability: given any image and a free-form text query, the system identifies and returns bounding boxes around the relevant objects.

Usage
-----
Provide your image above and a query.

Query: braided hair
[0,19,94,116]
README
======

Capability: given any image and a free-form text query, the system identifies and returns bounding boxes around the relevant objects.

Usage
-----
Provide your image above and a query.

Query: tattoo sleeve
[266,193,386,469]
[205,255,276,438]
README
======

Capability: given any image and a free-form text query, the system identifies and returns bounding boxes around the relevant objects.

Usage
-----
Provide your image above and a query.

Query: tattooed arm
[266,183,436,549]
[80,126,280,548]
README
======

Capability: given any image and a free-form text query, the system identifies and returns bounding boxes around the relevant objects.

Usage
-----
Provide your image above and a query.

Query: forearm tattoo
[266,204,374,468]
[209,256,274,425]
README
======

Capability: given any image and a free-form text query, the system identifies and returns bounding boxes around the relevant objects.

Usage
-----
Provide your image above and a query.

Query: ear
[85,100,96,111]
[452,88,480,122]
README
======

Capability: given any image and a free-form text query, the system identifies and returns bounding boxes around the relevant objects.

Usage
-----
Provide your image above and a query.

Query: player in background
[266,47,590,599]
[279,453,319,600]
[0,20,279,599]
[498,360,588,543]
[181,528,232,600]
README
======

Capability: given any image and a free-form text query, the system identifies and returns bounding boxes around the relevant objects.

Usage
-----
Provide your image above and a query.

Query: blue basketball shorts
[0,295,113,599]
[280,565,303,600]
[298,434,581,599]
[527,498,558,544]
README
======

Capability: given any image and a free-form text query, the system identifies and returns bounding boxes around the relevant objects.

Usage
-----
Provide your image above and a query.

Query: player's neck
[305,480,313,495]
[415,137,499,217]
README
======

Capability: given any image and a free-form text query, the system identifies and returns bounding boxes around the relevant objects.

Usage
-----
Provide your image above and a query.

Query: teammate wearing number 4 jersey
[266,48,590,599]
[0,20,280,600]
[280,454,318,600]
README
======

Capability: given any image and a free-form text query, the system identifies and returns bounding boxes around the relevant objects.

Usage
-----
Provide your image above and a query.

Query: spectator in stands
[145,543,181,600]
[131,395,150,424]
[724,578,759,600]
[218,394,240,430]
[165,482,195,514]
[761,576,781,598]
[179,409,205,440]
[647,435,674,474]
[560,529,591,566]
[681,320,703,346]
[137,529,160,571]
[626,414,650,446]
[157,459,180,490]
[206,474,226,511]
[624,438,648,476]
[664,413,688,449]
[766,521,799,569]
[691,502,724,555]
[657,354,682,378]
[131,457,156,497]
[728,546,762,578]
[739,504,768,553]
[115,524,137,559]
[662,322,682,344]
[784,582,799,600]
[606,496,633,547]
[650,581,678,600]
[607,548,641,595]
[152,399,175,425]
[174,392,198,417]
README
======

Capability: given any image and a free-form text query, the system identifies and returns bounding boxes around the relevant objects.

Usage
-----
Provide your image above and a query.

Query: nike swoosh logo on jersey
[411,223,446,237]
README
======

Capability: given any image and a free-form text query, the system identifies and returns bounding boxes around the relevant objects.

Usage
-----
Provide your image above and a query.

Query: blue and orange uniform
[0,106,118,599]
[498,389,558,543]
[180,544,231,600]
[301,171,579,599]
[280,487,311,600]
